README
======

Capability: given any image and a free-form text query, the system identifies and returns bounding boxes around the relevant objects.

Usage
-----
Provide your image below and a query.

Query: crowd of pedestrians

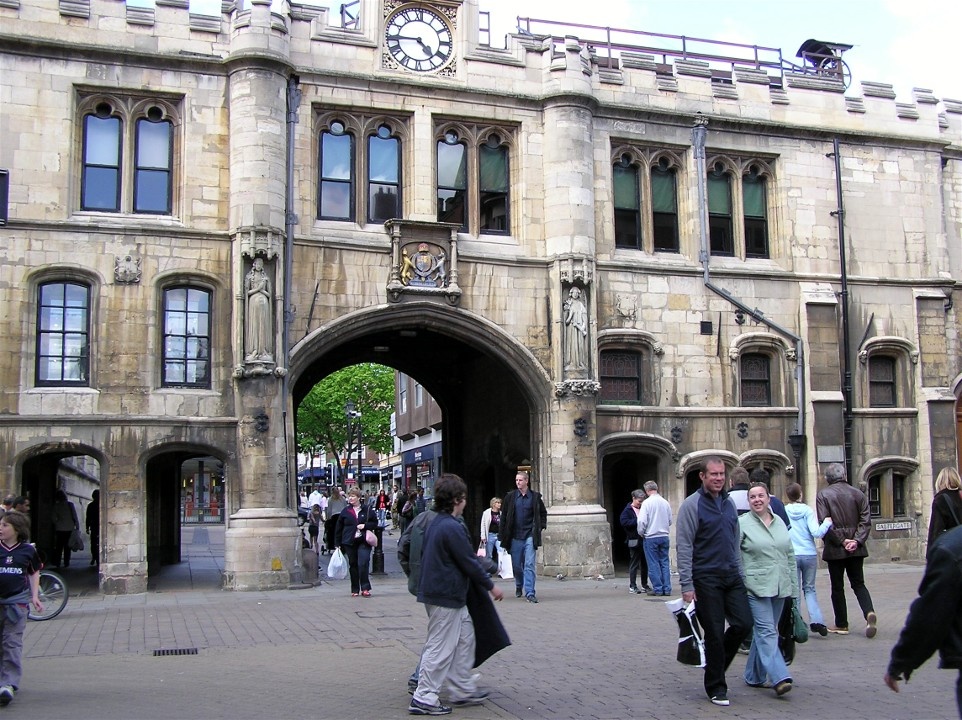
[302,456,961,717]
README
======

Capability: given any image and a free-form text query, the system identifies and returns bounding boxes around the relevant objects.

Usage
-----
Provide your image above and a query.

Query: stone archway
[289,301,554,544]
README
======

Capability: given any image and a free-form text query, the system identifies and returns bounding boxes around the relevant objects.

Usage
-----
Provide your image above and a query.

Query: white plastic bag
[327,548,348,580]
[498,552,514,580]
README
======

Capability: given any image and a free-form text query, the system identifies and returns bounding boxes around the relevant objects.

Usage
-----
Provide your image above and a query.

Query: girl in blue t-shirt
[0,510,43,707]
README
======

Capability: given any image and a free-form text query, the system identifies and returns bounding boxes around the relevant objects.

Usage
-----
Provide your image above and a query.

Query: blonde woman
[480,497,503,560]
[927,467,962,558]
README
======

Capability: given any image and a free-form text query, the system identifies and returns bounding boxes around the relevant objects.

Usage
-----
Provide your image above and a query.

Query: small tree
[296,363,395,482]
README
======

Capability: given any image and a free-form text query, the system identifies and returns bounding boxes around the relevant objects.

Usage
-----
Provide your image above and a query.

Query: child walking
[0,510,43,706]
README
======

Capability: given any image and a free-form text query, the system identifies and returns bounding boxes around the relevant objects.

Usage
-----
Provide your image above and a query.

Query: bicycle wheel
[28,570,69,621]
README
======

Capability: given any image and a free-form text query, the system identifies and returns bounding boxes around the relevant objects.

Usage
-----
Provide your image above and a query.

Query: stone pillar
[223,0,299,590]
[101,443,146,594]
[538,38,611,577]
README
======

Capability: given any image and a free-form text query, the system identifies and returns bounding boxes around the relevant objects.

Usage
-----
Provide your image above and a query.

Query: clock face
[385,6,454,72]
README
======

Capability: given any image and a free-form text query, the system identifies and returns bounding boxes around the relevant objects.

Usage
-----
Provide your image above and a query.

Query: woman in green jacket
[739,482,799,697]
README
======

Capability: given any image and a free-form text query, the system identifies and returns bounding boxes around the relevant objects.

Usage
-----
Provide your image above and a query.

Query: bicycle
[28,568,69,621]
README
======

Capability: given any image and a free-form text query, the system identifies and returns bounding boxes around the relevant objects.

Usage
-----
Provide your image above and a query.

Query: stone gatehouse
[0,0,959,592]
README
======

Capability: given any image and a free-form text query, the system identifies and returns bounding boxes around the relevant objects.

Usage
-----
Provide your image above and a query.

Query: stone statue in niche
[563,286,589,374]
[244,257,274,363]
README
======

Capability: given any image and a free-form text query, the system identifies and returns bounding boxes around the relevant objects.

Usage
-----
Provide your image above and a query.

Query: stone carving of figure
[563,286,589,373]
[400,249,415,284]
[245,257,273,363]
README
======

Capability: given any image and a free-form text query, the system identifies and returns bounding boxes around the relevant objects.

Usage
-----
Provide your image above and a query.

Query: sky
[172,0,960,102]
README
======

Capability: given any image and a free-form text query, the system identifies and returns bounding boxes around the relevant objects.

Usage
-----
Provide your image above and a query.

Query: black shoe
[526,594,538,603]
[408,698,452,715]
[0,686,13,707]
[515,588,523,598]
[810,622,828,637]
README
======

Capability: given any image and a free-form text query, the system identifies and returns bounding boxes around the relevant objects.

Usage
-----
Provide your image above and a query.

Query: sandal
[351,593,360,597]
[361,590,371,597]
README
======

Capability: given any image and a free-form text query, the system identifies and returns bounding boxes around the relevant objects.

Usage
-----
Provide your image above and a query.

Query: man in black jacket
[499,469,548,603]
[885,524,962,717]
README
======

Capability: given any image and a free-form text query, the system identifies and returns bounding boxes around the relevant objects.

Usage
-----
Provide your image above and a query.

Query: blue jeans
[795,554,825,626]
[643,536,671,594]
[693,573,753,698]
[510,536,537,598]
[744,594,792,687]
[485,532,502,560]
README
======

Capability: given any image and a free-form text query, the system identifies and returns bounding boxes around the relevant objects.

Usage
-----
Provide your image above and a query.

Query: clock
[385,5,454,73]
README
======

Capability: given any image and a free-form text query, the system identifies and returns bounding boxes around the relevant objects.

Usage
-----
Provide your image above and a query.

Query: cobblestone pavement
[14,528,957,720]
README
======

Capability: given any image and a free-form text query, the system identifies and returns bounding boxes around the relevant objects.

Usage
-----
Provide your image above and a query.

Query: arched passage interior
[290,302,550,544]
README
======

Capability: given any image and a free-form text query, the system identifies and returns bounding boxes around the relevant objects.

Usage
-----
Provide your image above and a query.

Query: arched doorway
[145,448,226,584]
[601,451,660,567]
[290,302,552,546]
[19,448,102,566]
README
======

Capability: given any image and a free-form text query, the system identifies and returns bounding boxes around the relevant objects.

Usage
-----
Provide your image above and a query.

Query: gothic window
[478,134,510,234]
[707,157,775,260]
[600,350,643,404]
[740,353,771,406]
[367,124,401,223]
[437,130,468,230]
[743,165,768,258]
[613,155,640,249]
[318,121,355,221]
[36,281,90,386]
[436,122,516,236]
[316,115,406,225]
[162,286,211,388]
[859,337,916,409]
[868,355,896,408]
[707,163,733,255]
[80,98,175,214]
[651,159,679,252]
[611,149,681,253]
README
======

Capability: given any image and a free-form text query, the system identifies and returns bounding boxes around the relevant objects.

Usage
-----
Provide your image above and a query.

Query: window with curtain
[613,156,640,249]
[318,121,354,221]
[740,353,771,406]
[437,131,467,230]
[651,160,678,252]
[134,108,173,214]
[368,124,400,223]
[162,286,211,388]
[82,105,122,211]
[743,166,768,258]
[37,281,90,386]
[708,164,733,255]
[479,134,509,233]
[868,355,896,407]
[600,350,644,404]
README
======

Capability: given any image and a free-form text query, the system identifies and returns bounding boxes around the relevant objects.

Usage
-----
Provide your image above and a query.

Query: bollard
[371,524,385,574]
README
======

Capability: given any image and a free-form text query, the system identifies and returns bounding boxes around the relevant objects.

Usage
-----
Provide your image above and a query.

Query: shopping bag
[327,548,348,580]
[665,598,706,668]
[498,552,514,580]
[69,528,85,552]
[477,542,487,558]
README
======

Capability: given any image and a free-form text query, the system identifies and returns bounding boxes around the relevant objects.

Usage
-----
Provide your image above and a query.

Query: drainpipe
[284,75,303,584]
[827,138,854,483]
[692,117,807,473]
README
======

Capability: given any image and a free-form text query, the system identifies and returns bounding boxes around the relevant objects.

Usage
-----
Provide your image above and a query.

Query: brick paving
[12,527,957,719]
